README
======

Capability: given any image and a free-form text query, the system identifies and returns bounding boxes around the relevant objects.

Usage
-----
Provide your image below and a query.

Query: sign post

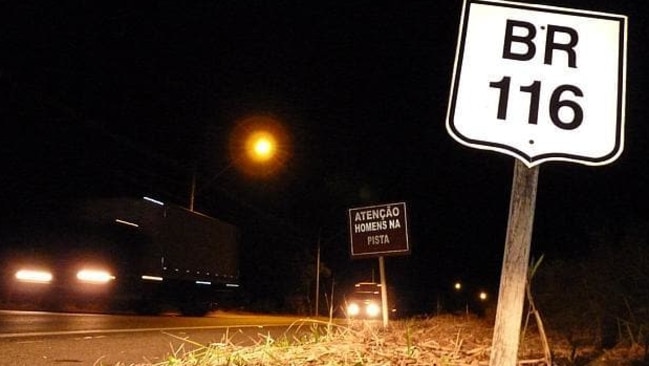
[378,256,389,327]
[491,160,539,366]
[349,202,410,327]
[446,0,627,365]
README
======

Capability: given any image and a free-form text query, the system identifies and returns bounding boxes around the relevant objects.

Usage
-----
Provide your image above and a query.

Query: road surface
[0,310,316,365]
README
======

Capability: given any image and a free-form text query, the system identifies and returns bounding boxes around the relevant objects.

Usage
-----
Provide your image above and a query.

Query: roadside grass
[111,314,647,366]
[111,315,498,366]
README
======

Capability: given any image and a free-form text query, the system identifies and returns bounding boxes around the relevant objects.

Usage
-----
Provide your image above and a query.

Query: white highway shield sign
[446,0,627,167]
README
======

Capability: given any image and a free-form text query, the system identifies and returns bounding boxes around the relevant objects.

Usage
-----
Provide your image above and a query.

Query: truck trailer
[0,196,240,316]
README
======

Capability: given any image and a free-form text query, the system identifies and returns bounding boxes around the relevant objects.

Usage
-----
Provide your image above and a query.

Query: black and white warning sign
[446,0,627,167]
[349,202,410,258]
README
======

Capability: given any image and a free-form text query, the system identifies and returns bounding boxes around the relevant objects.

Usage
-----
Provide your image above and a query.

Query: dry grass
[115,315,646,366]
[117,315,529,366]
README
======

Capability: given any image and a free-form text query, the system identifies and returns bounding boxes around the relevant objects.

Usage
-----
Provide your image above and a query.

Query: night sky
[2,0,648,313]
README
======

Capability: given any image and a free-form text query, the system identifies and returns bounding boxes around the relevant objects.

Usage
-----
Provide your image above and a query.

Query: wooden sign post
[489,160,539,365]
[378,256,389,328]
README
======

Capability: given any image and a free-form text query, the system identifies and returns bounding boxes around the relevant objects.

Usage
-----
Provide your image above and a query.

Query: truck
[344,281,399,319]
[345,282,383,319]
[0,196,240,316]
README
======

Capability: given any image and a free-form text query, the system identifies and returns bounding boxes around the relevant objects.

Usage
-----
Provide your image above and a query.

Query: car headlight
[76,269,115,284]
[15,269,53,284]
[366,302,381,317]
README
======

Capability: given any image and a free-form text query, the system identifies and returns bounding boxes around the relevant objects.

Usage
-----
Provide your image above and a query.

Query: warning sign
[348,202,410,258]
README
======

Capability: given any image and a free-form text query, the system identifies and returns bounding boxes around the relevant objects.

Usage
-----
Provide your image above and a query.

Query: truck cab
[345,282,383,319]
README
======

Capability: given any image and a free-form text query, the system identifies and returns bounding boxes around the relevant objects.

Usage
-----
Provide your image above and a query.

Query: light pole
[315,233,321,317]
[189,164,233,212]
[454,281,468,315]
[188,121,281,212]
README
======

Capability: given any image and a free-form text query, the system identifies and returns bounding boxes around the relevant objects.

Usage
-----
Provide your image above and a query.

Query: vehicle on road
[345,282,383,319]
[0,197,240,316]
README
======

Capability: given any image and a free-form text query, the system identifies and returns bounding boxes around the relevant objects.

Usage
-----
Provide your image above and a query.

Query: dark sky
[2,0,648,311]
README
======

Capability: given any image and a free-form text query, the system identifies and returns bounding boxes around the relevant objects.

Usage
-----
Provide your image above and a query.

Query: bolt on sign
[348,202,410,258]
[446,0,627,167]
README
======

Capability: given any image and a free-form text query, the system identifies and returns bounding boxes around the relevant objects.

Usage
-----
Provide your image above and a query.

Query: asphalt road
[0,310,315,365]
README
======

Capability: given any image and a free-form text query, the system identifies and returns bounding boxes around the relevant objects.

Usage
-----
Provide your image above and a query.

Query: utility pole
[189,170,196,212]
[315,232,321,317]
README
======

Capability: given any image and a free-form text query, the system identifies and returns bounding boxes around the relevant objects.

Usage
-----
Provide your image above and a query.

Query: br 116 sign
[446,0,627,167]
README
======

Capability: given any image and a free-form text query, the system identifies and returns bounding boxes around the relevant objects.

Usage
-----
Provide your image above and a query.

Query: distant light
[195,280,211,285]
[15,269,53,284]
[454,282,462,290]
[141,275,163,281]
[143,196,164,206]
[77,269,115,284]
[226,283,240,288]
[479,291,488,301]
[115,218,139,228]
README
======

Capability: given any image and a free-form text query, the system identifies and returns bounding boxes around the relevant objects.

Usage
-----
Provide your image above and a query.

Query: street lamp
[189,114,290,211]
[245,130,277,163]
[229,114,290,179]
[453,281,468,315]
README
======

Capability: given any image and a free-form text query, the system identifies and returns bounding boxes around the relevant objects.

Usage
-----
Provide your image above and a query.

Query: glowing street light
[253,137,272,158]
[246,130,277,163]
[189,114,290,211]
[229,114,290,178]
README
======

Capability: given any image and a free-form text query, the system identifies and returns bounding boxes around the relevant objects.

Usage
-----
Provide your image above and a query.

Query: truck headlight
[15,269,53,284]
[366,302,381,317]
[347,302,360,316]
[76,269,115,284]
